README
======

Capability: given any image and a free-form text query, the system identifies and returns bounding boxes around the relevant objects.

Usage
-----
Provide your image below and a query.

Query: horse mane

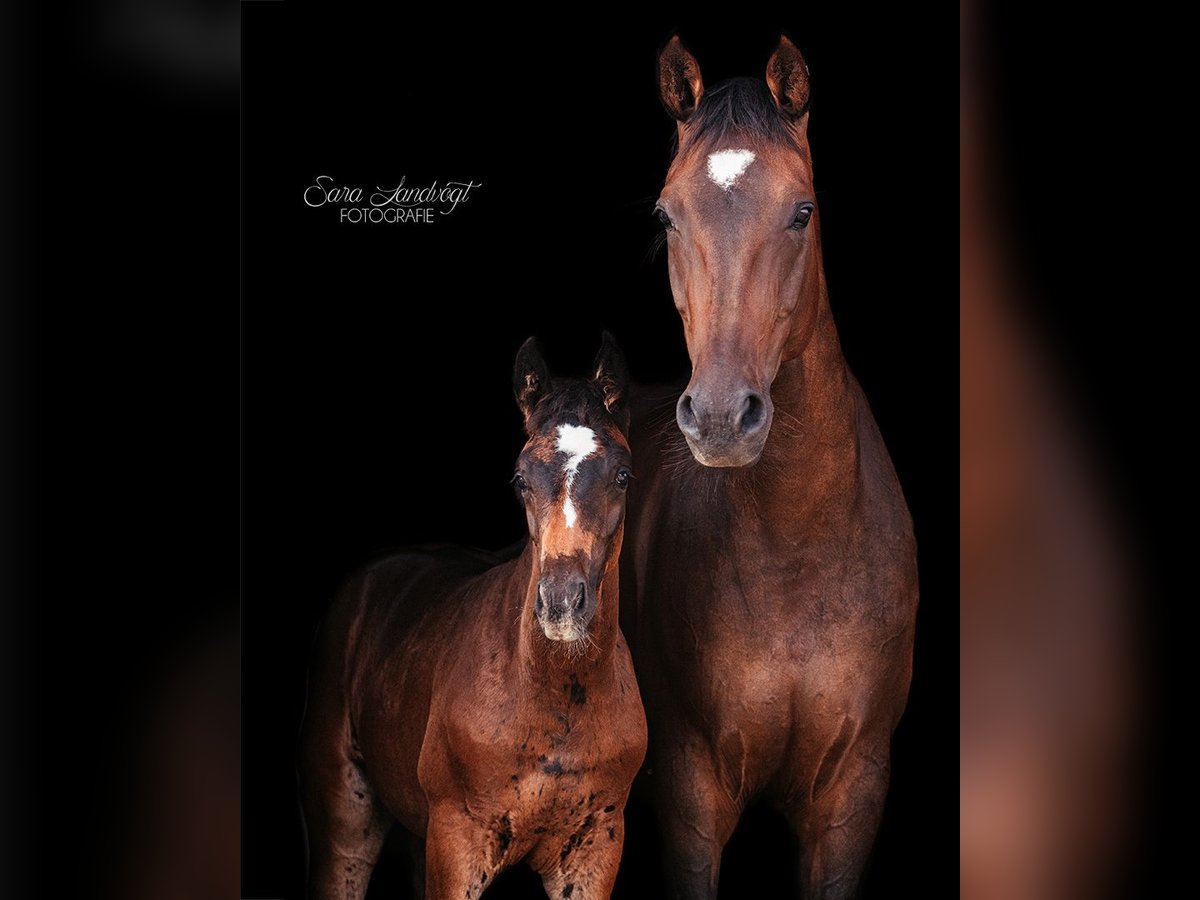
[675,77,804,159]
[525,378,617,435]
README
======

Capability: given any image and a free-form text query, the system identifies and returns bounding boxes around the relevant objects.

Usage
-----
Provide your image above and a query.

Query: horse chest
[637,494,905,725]
[647,493,886,622]
[439,689,629,794]
[427,699,632,856]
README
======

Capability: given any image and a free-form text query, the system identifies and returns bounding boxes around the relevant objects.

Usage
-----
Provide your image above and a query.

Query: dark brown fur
[301,336,647,900]
[621,37,919,899]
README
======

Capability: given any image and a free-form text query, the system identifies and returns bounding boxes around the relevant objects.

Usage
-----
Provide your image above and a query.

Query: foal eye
[654,207,675,230]
[614,468,632,488]
[512,473,529,493]
[790,203,814,230]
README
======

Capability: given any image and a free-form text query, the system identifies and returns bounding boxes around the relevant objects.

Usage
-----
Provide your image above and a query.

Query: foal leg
[787,736,891,900]
[300,754,391,900]
[538,808,625,900]
[423,803,512,900]
[299,710,392,900]
[655,741,742,900]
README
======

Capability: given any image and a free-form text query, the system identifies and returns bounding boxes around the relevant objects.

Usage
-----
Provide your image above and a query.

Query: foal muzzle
[535,573,595,642]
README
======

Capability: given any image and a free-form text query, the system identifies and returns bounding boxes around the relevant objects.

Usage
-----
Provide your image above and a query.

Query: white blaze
[555,424,597,529]
[706,149,756,190]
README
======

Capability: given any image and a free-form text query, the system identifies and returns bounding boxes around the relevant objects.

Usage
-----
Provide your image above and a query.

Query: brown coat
[625,37,920,899]
[300,338,647,900]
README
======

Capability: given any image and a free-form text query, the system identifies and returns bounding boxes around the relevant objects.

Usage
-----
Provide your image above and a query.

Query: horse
[300,334,648,900]
[618,36,919,899]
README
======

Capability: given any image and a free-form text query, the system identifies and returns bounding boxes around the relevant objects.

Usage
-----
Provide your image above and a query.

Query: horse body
[620,36,919,899]
[625,354,916,896]
[301,338,647,900]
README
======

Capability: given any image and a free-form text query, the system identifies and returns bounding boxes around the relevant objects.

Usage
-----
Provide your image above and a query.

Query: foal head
[511,334,632,644]
[655,36,822,467]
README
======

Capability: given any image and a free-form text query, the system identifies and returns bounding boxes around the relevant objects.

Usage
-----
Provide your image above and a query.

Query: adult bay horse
[620,36,919,898]
[301,335,647,900]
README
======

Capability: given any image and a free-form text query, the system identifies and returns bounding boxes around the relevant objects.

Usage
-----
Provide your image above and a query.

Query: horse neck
[757,288,863,517]
[511,539,623,687]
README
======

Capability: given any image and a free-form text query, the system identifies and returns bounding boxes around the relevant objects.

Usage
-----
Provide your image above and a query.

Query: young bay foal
[621,37,920,898]
[301,335,647,900]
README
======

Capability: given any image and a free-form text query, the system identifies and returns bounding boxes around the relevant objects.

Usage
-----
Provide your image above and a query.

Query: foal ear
[658,35,704,123]
[765,35,811,122]
[513,337,550,426]
[592,331,630,426]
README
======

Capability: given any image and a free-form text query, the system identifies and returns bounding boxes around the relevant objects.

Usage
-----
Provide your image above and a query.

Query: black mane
[676,77,803,158]
[526,378,615,435]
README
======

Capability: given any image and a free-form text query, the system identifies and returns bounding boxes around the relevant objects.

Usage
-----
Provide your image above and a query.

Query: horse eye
[654,207,675,230]
[512,473,529,493]
[790,203,814,230]
[615,468,632,488]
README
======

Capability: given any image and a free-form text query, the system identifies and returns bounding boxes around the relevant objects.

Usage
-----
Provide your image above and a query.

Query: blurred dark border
[964,2,1182,895]
[2,0,26,896]
[18,1,239,897]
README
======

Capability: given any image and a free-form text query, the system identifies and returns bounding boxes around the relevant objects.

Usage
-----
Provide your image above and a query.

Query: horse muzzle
[535,574,595,642]
[676,380,773,467]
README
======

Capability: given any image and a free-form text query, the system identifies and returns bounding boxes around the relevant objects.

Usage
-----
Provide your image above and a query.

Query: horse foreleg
[787,740,891,900]
[423,803,509,900]
[654,740,741,900]
[537,808,626,900]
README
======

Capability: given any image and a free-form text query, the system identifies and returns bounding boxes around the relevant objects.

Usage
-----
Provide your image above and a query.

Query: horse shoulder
[602,636,650,769]
[416,576,521,792]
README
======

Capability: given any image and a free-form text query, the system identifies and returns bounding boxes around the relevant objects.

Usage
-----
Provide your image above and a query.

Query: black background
[242,5,953,898]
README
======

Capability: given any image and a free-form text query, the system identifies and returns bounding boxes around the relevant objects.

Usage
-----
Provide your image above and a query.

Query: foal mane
[525,379,615,435]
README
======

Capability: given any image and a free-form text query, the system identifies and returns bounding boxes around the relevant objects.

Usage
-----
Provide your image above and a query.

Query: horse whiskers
[642,391,680,414]
[644,230,669,265]
[661,452,699,484]
[546,627,599,663]
[632,395,807,494]
[516,599,605,660]
[577,630,601,660]
[644,402,679,429]
[659,441,695,463]
[773,407,806,436]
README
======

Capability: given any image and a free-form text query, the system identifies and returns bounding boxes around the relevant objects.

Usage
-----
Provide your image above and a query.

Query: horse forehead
[555,423,599,464]
[705,148,757,190]
[678,143,807,199]
[527,423,608,468]
[683,165,778,221]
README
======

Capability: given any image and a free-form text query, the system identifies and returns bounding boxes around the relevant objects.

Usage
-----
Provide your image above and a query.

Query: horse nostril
[738,392,767,436]
[574,583,586,612]
[535,588,545,616]
[677,393,700,438]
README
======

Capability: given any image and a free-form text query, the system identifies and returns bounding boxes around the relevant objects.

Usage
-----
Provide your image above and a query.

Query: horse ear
[658,35,704,123]
[765,36,810,122]
[513,337,550,426]
[592,331,630,427]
